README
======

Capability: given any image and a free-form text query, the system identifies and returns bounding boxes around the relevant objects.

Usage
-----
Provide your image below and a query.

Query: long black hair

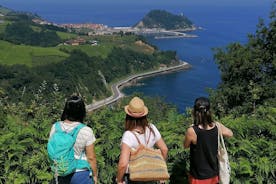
[61,95,86,122]
[192,97,213,129]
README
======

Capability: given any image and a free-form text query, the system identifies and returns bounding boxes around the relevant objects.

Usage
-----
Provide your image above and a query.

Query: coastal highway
[86,62,191,112]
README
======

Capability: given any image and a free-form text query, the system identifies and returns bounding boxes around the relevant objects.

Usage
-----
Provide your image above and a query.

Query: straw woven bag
[216,122,230,184]
[129,131,170,181]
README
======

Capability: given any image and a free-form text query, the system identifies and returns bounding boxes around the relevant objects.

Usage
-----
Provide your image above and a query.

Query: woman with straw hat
[116,96,168,184]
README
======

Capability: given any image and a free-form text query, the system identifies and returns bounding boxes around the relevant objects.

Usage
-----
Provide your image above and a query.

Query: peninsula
[134,9,194,30]
[131,9,198,39]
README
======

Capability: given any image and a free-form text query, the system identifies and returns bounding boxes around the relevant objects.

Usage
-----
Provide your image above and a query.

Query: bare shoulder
[186,126,195,135]
[217,122,233,138]
[185,126,196,139]
[184,126,196,148]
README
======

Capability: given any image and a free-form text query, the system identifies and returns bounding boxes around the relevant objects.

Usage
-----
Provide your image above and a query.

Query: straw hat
[124,97,148,118]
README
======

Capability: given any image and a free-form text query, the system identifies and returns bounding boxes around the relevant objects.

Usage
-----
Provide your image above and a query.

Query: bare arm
[155,138,168,160]
[116,143,131,184]
[219,123,233,138]
[183,127,196,148]
[86,144,98,184]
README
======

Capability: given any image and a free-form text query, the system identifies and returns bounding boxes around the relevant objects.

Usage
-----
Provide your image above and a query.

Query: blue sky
[0,0,273,6]
[0,0,274,13]
[0,0,273,26]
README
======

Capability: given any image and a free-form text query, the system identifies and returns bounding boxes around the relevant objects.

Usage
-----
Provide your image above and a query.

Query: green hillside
[0,20,9,33]
[0,34,155,67]
[59,35,155,58]
[0,8,177,102]
[0,5,12,15]
[0,40,68,66]
[0,10,155,66]
[56,31,77,40]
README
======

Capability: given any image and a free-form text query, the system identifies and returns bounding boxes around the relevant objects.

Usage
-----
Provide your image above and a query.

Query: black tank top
[190,125,219,179]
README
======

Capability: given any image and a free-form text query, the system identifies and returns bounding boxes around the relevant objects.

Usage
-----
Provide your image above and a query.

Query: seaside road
[86,62,191,112]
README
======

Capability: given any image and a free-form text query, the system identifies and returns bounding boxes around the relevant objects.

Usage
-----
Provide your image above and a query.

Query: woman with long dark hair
[184,97,233,184]
[48,95,98,184]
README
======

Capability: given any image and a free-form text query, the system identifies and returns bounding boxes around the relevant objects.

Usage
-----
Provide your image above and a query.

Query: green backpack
[47,122,91,176]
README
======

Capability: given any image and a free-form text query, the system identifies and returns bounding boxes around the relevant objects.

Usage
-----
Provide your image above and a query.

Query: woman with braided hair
[184,97,233,184]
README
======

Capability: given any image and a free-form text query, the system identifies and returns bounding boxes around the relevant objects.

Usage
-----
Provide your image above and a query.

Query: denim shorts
[57,170,93,184]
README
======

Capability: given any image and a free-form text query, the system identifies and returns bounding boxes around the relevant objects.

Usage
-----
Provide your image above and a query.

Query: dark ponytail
[192,97,213,129]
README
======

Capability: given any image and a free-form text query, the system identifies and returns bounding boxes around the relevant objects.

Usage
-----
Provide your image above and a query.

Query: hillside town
[31,17,198,38]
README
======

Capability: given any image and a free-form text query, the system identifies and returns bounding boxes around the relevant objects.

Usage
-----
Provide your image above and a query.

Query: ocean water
[0,1,273,112]
[123,5,273,112]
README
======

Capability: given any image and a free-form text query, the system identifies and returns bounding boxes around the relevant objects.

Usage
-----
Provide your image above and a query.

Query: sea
[0,0,273,112]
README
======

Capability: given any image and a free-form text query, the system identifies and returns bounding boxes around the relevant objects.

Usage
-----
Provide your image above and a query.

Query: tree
[3,21,61,46]
[210,6,276,116]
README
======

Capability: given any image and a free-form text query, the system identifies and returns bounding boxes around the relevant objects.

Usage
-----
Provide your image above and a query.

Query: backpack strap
[54,121,63,132]
[131,131,141,145]
[70,123,85,141]
[54,121,85,142]
[131,129,151,146]
[146,130,151,146]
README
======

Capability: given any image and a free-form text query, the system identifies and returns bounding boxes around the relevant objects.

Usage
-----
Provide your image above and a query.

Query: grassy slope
[0,34,154,66]
[0,40,69,66]
[0,17,154,66]
[59,35,154,58]
[56,31,78,40]
[0,19,70,66]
